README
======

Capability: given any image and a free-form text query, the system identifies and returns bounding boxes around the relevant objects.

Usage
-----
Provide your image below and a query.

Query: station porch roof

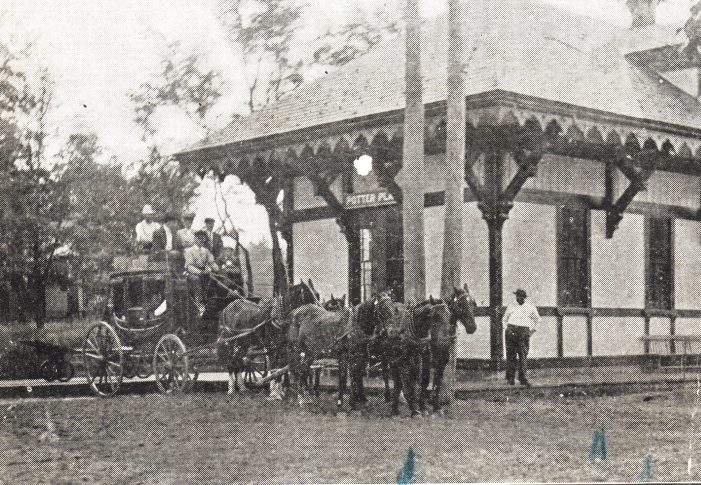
[177,0,701,161]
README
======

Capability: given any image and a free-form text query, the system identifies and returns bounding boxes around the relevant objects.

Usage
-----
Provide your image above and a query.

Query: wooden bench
[640,335,701,379]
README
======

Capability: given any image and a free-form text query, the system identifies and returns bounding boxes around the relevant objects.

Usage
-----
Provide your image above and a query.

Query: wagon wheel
[55,360,75,383]
[39,360,55,382]
[243,349,270,389]
[123,357,138,379]
[136,354,153,379]
[83,322,123,397]
[153,334,190,394]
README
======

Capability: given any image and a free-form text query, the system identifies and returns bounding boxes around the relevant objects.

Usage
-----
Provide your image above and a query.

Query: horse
[420,285,477,412]
[216,281,319,394]
[380,300,437,416]
[305,293,348,395]
[380,285,477,416]
[287,293,395,407]
[323,294,346,312]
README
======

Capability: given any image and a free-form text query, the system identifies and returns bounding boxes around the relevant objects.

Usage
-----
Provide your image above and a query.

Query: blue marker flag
[590,429,607,462]
[639,456,653,482]
[397,447,415,485]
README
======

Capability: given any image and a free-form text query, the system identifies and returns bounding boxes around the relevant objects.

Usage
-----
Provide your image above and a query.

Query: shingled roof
[180,0,701,156]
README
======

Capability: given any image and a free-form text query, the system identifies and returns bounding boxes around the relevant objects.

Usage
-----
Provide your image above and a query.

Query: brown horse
[216,281,318,394]
[380,285,477,416]
[287,293,394,407]
[305,294,348,395]
[421,285,477,412]
[381,300,437,416]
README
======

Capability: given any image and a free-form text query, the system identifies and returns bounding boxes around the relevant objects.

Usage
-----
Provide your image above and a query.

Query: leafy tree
[133,39,224,141]
[311,8,399,68]
[217,0,306,111]
[0,59,73,326]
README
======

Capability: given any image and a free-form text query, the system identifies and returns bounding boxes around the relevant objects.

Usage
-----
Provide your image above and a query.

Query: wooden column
[439,0,466,404]
[282,175,295,283]
[402,0,426,302]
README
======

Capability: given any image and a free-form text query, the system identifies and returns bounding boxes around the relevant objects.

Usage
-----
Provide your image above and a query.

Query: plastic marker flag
[590,429,607,463]
[396,447,415,485]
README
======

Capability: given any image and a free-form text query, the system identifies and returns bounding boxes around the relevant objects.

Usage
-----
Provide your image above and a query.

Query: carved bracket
[468,148,543,226]
[605,154,654,238]
[302,164,358,245]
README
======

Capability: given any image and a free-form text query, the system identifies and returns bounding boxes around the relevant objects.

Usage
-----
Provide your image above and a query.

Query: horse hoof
[391,409,400,417]
[410,411,421,418]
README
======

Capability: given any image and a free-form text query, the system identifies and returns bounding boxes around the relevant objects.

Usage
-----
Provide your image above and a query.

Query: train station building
[177,0,701,366]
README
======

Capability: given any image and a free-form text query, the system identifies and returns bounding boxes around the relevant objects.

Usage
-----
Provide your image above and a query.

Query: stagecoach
[82,256,269,397]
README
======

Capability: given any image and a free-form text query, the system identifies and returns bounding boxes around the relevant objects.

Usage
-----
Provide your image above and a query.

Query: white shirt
[135,220,161,244]
[163,225,173,250]
[503,300,541,330]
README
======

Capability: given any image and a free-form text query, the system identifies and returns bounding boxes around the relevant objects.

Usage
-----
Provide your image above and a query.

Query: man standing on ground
[204,217,223,259]
[135,205,161,253]
[504,289,541,387]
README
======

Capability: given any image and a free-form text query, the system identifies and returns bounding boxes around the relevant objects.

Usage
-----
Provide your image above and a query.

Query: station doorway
[350,206,403,303]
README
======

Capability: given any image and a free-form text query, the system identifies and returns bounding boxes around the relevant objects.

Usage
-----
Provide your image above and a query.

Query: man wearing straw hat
[503,288,541,387]
[135,204,161,253]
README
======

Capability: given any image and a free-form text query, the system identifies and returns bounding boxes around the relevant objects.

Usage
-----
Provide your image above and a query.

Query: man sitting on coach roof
[135,204,162,254]
[184,230,219,315]
[177,212,197,249]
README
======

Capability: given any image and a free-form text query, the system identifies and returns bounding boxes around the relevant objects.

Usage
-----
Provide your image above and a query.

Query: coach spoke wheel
[83,322,123,397]
[153,334,190,394]
[136,354,153,379]
[243,351,270,389]
[56,361,75,383]
[39,360,55,382]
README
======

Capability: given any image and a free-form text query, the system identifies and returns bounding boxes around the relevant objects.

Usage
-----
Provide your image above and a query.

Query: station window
[360,228,372,301]
[558,206,590,308]
[647,217,673,310]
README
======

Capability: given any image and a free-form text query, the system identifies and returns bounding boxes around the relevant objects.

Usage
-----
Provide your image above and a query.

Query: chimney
[626,0,659,29]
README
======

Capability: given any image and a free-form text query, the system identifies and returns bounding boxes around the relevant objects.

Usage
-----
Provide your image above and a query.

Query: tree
[131,41,211,231]
[311,8,399,68]
[0,60,73,327]
[133,39,224,142]
[217,0,306,111]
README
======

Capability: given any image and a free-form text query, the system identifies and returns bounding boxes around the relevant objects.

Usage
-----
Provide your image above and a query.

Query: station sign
[344,189,397,209]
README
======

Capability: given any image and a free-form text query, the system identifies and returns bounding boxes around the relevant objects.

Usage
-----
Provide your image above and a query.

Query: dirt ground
[1,387,700,483]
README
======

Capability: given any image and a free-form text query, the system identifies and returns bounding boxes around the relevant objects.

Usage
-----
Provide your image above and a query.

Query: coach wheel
[136,354,153,379]
[55,361,75,383]
[153,334,190,394]
[83,322,123,397]
[39,360,55,382]
[243,349,270,389]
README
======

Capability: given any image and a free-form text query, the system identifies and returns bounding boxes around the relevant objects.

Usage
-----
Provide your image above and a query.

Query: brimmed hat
[194,230,208,241]
[204,217,215,224]
[514,289,527,298]
[183,212,195,220]
[142,204,156,216]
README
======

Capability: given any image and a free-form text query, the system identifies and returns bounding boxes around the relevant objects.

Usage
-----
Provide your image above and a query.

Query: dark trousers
[505,325,530,384]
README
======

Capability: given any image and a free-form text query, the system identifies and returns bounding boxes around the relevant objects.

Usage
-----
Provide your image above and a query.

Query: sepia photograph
[2,0,701,482]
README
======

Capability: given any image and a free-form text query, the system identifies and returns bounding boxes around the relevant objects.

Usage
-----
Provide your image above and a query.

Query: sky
[3,0,698,243]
